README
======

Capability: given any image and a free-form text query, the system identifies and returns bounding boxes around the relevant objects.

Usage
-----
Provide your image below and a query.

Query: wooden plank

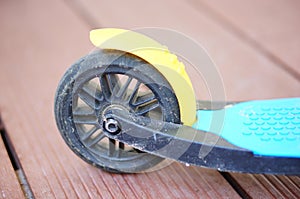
[70,0,300,101]
[0,133,24,199]
[0,0,95,198]
[178,1,300,197]
[67,0,300,198]
[0,0,298,198]
[189,0,300,78]
[0,0,240,198]
[229,174,300,199]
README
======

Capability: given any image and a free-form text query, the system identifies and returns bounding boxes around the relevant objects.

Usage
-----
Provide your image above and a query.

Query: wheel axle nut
[103,118,120,135]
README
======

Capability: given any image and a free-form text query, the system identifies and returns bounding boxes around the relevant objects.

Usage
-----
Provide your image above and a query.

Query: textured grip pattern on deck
[193,98,300,157]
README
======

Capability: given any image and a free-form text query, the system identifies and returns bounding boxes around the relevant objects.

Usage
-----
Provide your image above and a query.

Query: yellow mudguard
[90,28,196,126]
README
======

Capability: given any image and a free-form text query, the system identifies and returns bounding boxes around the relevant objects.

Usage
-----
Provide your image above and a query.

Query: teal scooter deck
[104,99,300,174]
[194,98,300,158]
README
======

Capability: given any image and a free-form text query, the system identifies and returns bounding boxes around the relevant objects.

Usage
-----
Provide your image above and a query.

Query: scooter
[54,28,300,175]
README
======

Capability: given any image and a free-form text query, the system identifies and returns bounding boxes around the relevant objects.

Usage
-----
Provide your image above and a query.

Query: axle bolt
[103,118,120,135]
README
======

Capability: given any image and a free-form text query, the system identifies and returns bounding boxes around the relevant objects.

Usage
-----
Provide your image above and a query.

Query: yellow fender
[90,28,196,126]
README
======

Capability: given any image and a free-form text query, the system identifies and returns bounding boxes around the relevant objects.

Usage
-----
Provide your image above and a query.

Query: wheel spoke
[108,139,116,157]
[136,100,160,116]
[73,111,98,125]
[119,142,125,150]
[86,132,105,147]
[78,85,102,109]
[73,118,98,125]
[73,107,95,116]
[100,74,120,99]
[128,81,141,103]
[117,142,125,157]
[100,75,110,99]
[81,127,99,141]
[116,77,133,98]
[132,93,156,107]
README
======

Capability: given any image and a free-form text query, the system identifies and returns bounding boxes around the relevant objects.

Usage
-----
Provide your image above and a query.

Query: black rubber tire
[54,49,180,173]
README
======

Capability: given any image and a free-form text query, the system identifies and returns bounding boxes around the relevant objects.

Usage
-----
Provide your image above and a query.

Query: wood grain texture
[69,0,300,101]
[230,173,300,199]
[190,0,300,78]
[0,0,299,198]
[64,0,300,198]
[0,137,24,199]
[0,0,239,198]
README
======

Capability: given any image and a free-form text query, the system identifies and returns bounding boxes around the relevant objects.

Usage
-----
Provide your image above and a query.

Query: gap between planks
[0,117,35,199]
[61,1,299,198]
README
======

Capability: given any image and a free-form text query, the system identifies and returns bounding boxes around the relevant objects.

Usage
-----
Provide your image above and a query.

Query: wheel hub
[103,118,120,135]
[101,104,128,134]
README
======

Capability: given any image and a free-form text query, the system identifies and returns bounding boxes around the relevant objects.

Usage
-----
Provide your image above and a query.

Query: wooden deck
[0,0,299,198]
